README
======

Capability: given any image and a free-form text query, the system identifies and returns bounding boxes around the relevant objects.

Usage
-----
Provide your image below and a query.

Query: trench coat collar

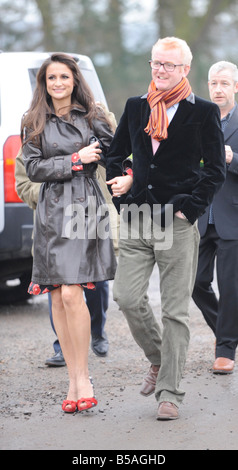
[46,104,87,119]
[223,103,238,142]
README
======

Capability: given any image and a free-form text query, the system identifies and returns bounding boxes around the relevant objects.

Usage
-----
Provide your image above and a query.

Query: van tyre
[0,271,31,305]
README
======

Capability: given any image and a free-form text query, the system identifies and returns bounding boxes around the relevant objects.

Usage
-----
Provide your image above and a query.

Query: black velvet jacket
[106,94,226,224]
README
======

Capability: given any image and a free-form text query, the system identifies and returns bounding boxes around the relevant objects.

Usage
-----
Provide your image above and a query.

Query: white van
[0,51,108,303]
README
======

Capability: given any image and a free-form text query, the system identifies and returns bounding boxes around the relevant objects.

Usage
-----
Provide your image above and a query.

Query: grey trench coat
[23,108,117,285]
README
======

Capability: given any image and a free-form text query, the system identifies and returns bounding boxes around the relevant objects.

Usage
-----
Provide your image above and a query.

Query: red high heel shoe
[77,397,98,411]
[62,400,77,413]
[77,377,97,411]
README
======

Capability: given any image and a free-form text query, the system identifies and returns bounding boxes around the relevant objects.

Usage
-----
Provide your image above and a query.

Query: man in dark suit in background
[193,61,238,374]
[106,37,226,420]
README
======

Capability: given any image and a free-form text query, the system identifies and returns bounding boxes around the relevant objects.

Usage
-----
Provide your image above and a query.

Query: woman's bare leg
[51,287,78,403]
[51,285,93,405]
[61,285,93,399]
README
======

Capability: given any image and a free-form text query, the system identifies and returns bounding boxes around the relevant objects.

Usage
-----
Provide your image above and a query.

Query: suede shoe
[140,364,160,396]
[157,402,179,420]
[91,332,109,357]
[213,357,234,374]
[45,351,66,367]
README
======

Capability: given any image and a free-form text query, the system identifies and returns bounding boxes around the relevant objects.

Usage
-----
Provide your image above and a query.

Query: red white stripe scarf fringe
[144,77,192,141]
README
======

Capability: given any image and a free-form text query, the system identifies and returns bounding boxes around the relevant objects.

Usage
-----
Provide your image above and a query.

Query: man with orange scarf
[106,37,226,420]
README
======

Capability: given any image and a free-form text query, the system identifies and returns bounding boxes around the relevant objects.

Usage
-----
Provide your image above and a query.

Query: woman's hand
[106,175,133,197]
[79,141,102,164]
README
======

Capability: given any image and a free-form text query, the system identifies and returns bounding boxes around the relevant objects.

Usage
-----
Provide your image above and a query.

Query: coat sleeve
[106,99,132,180]
[15,148,41,209]
[23,134,72,183]
[92,107,116,167]
[96,102,117,133]
[179,103,226,223]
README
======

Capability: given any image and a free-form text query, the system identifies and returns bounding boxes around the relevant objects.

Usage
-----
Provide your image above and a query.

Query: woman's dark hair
[21,53,103,145]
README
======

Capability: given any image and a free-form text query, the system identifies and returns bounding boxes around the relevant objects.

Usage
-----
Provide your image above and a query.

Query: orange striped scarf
[144,77,192,141]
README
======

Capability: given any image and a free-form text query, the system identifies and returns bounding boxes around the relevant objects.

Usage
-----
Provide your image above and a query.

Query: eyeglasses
[149,60,184,72]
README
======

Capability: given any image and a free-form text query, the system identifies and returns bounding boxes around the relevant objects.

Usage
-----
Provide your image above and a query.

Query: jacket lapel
[224,103,238,142]
[141,97,153,157]
[141,98,193,157]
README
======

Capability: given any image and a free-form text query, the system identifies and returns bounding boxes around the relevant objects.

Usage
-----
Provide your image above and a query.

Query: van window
[28,69,39,92]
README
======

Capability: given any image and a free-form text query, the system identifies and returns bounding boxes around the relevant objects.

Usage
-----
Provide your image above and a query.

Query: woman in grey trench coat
[21,53,117,413]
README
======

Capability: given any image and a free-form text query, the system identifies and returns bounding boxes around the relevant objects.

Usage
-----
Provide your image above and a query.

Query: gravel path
[1,266,237,452]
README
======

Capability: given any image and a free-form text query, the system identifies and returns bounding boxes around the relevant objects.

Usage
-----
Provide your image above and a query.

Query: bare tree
[1,0,238,116]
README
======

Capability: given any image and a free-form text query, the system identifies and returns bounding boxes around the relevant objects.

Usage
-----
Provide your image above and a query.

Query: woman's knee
[61,285,84,309]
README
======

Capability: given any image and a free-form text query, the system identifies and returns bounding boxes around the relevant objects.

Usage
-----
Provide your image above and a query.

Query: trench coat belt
[61,170,97,238]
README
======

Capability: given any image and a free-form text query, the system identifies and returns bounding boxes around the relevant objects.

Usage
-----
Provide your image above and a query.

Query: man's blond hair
[152,37,193,66]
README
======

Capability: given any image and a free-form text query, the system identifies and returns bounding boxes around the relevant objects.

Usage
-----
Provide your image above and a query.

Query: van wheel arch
[0,271,32,304]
